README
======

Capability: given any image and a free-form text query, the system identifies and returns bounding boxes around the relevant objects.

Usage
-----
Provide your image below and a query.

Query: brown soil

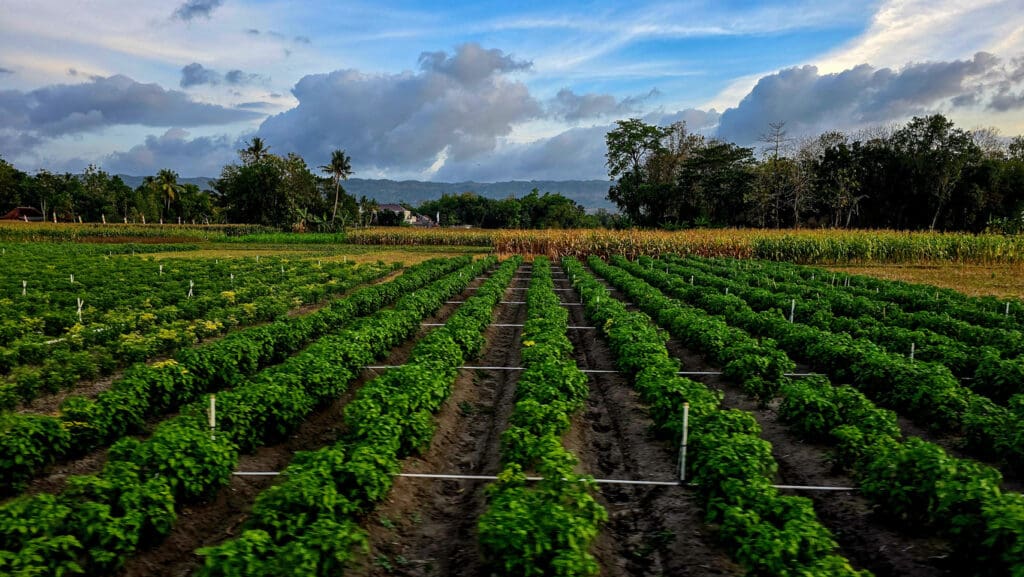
[558,270,742,577]
[661,332,952,577]
[116,270,491,577]
[351,264,529,577]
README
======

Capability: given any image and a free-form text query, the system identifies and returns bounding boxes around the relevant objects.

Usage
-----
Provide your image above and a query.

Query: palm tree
[320,149,353,223]
[240,137,270,165]
[155,169,183,217]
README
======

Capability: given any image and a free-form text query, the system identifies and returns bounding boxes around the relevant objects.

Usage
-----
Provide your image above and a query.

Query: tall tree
[320,149,353,224]
[155,169,184,217]
[239,137,270,166]
[890,115,980,230]
[605,119,667,225]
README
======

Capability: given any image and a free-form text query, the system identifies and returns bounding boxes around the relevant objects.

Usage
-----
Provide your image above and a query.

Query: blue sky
[1,0,1023,180]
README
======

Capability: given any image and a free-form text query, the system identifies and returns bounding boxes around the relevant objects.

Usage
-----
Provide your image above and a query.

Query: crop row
[0,256,469,495]
[621,256,1024,474]
[565,256,867,576]
[665,255,1024,402]
[478,257,606,576]
[196,256,521,576]
[346,227,1024,263]
[0,260,398,409]
[0,256,492,575]
[713,255,1023,333]
[600,256,1024,577]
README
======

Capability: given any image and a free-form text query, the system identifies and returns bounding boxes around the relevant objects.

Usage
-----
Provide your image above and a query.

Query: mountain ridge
[115,175,615,210]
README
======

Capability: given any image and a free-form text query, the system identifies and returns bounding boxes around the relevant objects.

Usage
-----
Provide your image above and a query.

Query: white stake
[76,298,83,323]
[725,287,729,295]
[69,273,74,284]
[159,264,163,276]
[256,255,260,263]
[910,342,915,362]
[679,402,690,482]
[188,280,194,298]
[22,280,27,296]
[209,394,216,440]
[789,299,796,323]
[1006,302,1011,317]
[101,214,105,224]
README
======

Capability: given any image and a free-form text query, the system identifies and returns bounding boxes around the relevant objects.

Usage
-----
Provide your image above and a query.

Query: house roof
[379,203,407,212]
[1,206,44,220]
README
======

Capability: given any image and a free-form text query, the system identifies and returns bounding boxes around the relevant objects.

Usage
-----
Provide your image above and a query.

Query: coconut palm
[240,137,270,165]
[155,169,183,217]
[320,149,353,223]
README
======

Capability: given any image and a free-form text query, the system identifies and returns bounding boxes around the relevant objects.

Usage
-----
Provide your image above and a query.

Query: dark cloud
[418,43,532,85]
[550,88,659,121]
[716,52,1009,144]
[256,43,542,174]
[0,75,260,157]
[225,69,260,85]
[180,62,220,87]
[173,0,223,21]
[294,36,311,45]
[0,67,13,75]
[245,28,260,35]
[180,63,263,88]
[104,128,236,176]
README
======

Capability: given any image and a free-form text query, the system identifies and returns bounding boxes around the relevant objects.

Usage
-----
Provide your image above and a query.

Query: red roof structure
[1,207,44,221]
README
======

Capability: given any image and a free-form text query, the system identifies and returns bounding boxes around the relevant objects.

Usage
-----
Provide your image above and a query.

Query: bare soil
[352,265,529,577]
[558,268,742,577]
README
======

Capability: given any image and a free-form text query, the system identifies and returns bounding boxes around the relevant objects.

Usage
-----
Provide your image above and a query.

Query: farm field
[0,233,1022,576]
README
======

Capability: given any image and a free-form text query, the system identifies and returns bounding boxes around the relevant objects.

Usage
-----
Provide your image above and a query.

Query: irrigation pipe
[230,471,853,491]
[363,365,820,378]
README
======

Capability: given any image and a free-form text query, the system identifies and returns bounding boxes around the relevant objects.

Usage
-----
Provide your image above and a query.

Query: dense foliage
[605,114,1024,231]
[196,256,520,575]
[601,255,1024,576]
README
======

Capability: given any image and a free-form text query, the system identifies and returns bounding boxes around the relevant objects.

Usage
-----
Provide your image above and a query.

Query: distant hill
[116,175,615,210]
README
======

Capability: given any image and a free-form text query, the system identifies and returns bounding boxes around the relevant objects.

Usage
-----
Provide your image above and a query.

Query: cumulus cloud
[418,43,532,84]
[549,88,659,121]
[256,43,543,174]
[180,63,263,88]
[103,128,236,176]
[716,52,1017,144]
[173,0,223,21]
[0,75,260,157]
[434,125,610,182]
[647,108,722,133]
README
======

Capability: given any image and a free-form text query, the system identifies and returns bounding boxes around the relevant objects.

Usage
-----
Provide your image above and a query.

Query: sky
[1,0,1023,181]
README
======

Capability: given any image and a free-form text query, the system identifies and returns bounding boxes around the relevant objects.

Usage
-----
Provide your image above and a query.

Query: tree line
[0,139,595,230]
[606,114,1024,233]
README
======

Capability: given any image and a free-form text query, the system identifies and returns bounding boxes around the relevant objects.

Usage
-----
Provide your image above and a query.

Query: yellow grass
[828,263,1024,299]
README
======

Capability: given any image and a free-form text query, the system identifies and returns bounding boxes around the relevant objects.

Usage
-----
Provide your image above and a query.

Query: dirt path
[351,264,530,577]
[557,266,742,577]
[664,337,952,577]
[117,269,490,577]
